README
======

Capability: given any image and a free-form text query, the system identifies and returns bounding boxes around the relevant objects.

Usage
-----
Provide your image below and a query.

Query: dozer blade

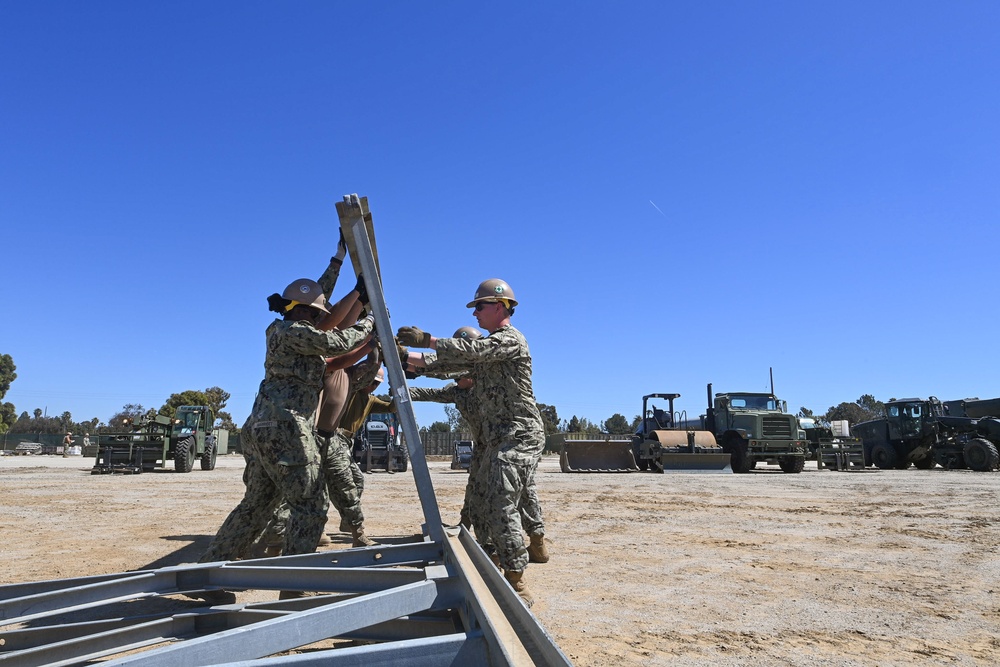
[647,429,733,473]
[560,440,638,473]
[652,453,733,473]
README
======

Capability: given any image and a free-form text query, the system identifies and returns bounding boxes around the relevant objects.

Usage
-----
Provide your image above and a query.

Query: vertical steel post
[346,198,444,542]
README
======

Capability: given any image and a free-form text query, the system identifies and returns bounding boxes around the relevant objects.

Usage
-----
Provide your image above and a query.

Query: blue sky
[2,1,998,429]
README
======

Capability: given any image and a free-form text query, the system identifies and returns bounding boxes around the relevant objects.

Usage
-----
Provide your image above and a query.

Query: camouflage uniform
[200,316,373,563]
[409,383,491,541]
[427,324,544,572]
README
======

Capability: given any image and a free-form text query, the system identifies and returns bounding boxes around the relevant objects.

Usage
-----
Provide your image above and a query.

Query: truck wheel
[964,438,1000,472]
[174,437,195,473]
[870,443,897,470]
[778,456,804,473]
[200,440,217,471]
[727,438,752,474]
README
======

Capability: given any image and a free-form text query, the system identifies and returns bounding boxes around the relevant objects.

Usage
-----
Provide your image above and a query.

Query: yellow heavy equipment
[560,393,732,473]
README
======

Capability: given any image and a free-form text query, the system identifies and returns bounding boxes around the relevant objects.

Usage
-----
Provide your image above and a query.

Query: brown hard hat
[466,278,517,308]
[281,278,330,314]
[453,326,483,340]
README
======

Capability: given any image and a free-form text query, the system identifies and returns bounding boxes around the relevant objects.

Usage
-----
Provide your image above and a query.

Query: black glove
[404,369,418,380]
[397,326,432,348]
[354,273,369,305]
[333,229,347,263]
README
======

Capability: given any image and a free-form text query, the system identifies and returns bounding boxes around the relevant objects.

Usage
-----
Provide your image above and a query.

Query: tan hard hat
[466,278,517,308]
[453,326,483,340]
[281,278,330,314]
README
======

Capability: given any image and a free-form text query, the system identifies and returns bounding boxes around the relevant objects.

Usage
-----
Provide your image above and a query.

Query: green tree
[160,387,233,426]
[536,402,560,435]
[824,395,884,426]
[203,386,234,427]
[602,413,632,434]
[443,405,469,432]
[426,421,451,433]
[0,402,15,433]
[160,390,211,418]
[0,354,15,400]
[797,407,816,420]
[856,394,885,420]
[567,415,581,432]
[106,404,147,430]
[630,414,643,432]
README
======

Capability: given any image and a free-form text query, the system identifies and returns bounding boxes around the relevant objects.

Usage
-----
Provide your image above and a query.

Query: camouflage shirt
[248,317,374,430]
[410,383,483,442]
[430,324,543,462]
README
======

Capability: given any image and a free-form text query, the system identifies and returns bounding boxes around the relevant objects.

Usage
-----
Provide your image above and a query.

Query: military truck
[853,397,1000,471]
[92,405,228,474]
[696,383,807,473]
[943,397,1000,419]
[353,413,408,473]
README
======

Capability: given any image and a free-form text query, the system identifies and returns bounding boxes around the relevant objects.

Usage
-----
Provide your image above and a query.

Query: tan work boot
[351,524,376,547]
[527,533,549,563]
[504,570,534,608]
[317,532,332,547]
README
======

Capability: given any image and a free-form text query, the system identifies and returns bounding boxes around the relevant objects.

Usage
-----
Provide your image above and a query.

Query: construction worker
[199,278,374,565]
[398,278,545,607]
[62,432,73,458]
[255,243,379,556]
[410,326,548,565]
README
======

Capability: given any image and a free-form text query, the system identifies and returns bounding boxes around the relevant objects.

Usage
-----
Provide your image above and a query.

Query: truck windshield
[728,395,778,410]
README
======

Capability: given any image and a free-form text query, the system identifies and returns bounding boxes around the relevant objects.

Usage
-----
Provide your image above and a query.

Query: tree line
[0,353,237,436]
[3,351,889,439]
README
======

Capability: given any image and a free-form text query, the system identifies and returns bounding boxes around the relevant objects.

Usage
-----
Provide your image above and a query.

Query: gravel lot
[1,453,998,666]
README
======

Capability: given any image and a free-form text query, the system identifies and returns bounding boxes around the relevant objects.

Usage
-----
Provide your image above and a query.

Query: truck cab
[706,385,806,473]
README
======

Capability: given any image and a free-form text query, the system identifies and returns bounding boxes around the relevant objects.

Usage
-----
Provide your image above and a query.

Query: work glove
[397,326,432,348]
[333,229,347,263]
[354,273,369,305]
[396,342,410,365]
[404,369,418,380]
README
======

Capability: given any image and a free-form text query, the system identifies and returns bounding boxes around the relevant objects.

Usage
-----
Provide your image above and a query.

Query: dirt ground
[1,453,998,666]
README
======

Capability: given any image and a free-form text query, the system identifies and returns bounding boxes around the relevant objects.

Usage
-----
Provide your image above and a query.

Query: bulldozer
[91,406,228,474]
[559,392,731,473]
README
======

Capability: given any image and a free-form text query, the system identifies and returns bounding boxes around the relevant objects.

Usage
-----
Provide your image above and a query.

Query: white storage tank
[830,420,850,437]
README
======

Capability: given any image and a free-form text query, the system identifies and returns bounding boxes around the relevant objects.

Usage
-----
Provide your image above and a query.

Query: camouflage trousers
[200,420,328,563]
[465,450,543,541]
[261,431,365,548]
[519,456,544,536]
[481,446,535,573]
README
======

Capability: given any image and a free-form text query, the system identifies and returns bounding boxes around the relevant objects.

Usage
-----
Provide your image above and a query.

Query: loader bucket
[560,440,638,473]
[647,429,733,474]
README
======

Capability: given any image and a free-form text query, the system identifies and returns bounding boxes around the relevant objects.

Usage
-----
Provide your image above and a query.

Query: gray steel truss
[0,196,572,667]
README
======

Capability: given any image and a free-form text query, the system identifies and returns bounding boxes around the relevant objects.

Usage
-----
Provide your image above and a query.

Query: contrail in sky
[649,200,667,218]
